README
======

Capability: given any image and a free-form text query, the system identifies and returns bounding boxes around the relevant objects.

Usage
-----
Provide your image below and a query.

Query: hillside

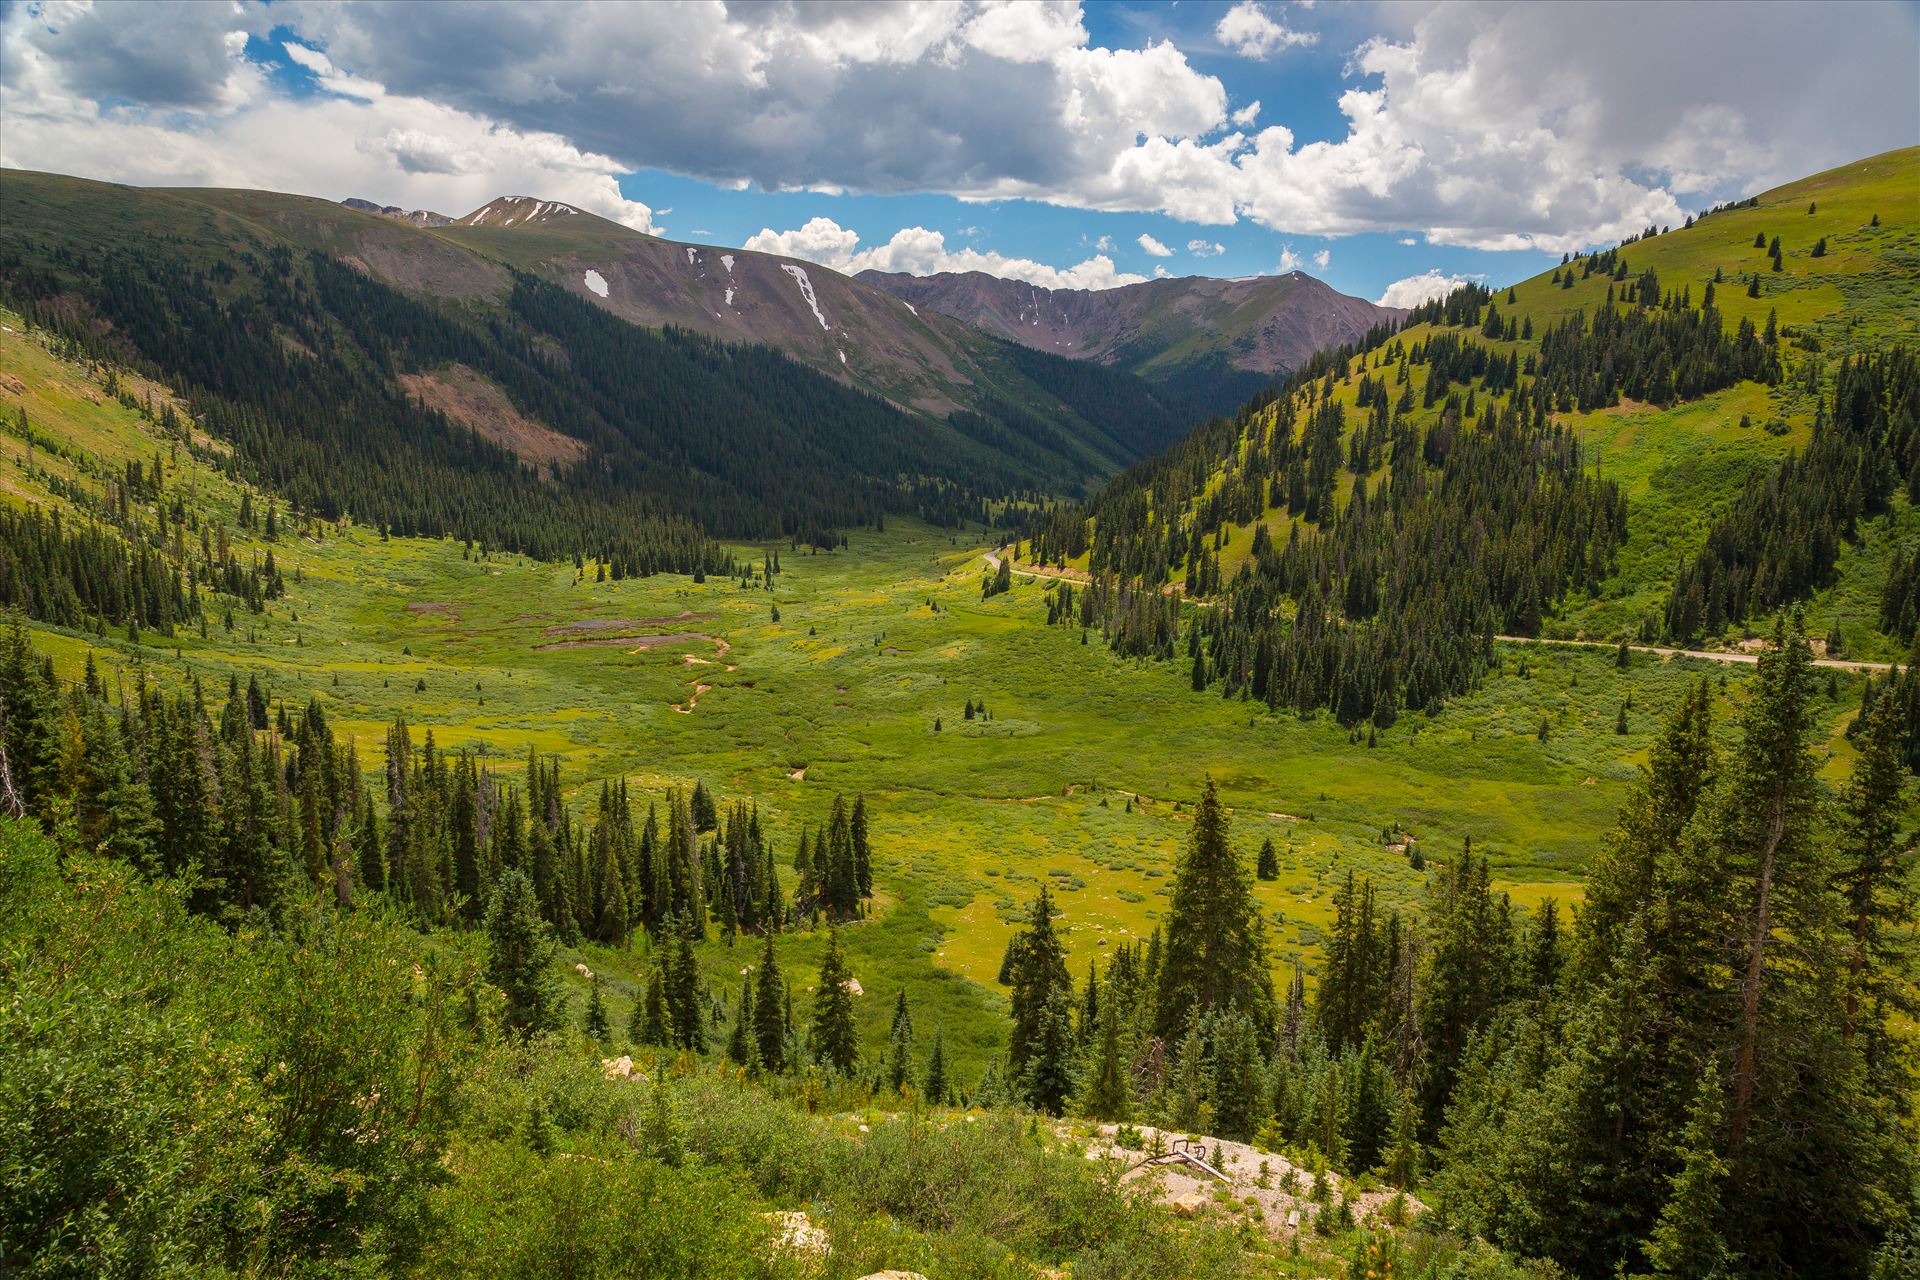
[0,170,1194,562]
[1035,146,1919,730]
[858,267,1401,415]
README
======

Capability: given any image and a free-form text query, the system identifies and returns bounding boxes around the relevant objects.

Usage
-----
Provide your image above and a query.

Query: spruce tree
[810,928,858,1074]
[1021,987,1077,1115]
[1156,778,1276,1045]
[752,929,787,1072]
[883,988,915,1093]
[1082,997,1132,1121]
[632,962,670,1046]
[584,973,610,1043]
[1256,836,1279,880]
[484,868,559,1037]
[1007,887,1073,1076]
[668,913,706,1051]
[923,1026,950,1105]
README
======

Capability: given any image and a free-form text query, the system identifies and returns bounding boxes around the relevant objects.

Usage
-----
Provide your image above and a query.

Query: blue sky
[6,1,1916,307]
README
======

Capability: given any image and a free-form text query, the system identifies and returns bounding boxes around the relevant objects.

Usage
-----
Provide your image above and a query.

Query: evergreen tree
[923,1026,950,1105]
[1007,887,1073,1076]
[632,962,671,1046]
[584,973,610,1043]
[1156,779,1276,1046]
[810,929,859,1075]
[1082,996,1132,1121]
[667,913,706,1052]
[1021,987,1077,1115]
[883,988,915,1093]
[1256,836,1279,881]
[484,868,559,1037]
[752,929,787,1072]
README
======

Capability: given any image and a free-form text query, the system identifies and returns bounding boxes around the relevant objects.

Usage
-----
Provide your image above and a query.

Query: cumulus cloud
[1137,233,1173,257]
[1153,265,1170,278]
[1376,269,1473,309]
[1187,240,1225,257]
[1216,3,1318,59]
[1312,249,1330,270]
[3,1,1913,257]
[0,3,659,231]
[744,217,1146,290]
[1278,244,1303,273]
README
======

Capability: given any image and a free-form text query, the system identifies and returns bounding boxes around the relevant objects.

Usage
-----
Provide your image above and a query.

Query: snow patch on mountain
[780,264,830,330]
[583,269,609,298]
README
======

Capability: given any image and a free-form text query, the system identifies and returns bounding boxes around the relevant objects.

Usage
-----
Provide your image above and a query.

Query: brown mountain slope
[856,268,1401,414]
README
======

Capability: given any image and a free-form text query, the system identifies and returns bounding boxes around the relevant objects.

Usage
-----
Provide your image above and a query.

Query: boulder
[574,963,593,978]
[1170,1189,1210,1218]
[846,977,864,996]
[600,1055,636,1080]
[764,1210,829,1259]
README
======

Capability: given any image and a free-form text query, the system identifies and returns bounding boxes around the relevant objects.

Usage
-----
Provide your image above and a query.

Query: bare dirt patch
[400,365,587,468]
[405,602,459,617]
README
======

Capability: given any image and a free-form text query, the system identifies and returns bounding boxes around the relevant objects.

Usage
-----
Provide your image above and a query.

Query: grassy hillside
[1079,146,1918,662]
[1,305,1885,1083]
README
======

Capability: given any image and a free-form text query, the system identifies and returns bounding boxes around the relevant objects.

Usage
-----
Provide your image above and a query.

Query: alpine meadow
[0,3,1917,1279]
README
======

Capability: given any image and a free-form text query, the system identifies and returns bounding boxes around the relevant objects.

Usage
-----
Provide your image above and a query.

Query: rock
[1171,1190,1210,1218]
[600,1055,635,1080]
[846,977,864,996]
[573,963,593,978]
[764,1210,829,1259]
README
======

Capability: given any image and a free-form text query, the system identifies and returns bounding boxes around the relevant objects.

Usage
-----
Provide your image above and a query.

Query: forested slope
[0,171,1191,567]
[1026,147,1919,734]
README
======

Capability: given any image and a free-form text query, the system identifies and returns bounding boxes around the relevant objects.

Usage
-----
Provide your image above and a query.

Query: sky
[2,0,1915,307]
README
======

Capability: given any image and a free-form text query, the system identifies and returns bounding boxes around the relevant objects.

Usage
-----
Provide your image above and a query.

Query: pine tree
[484,868,559,1036]
[1256,836,1279,880]
[632,961,671,1046]
[584,973,610,1043]
[1008,887,1073,1076]
[923,1026,950,1105]
[752,929,787,1072]
[668,913,706,1051]
[1082,996,1132,1121]
[1157,778,1276,1045]
[727,976,756,1067]
[810,929,858,1075]
[1641,1070,1730,1278]
[1021,987,1077,1115]
[883,988,915,1093]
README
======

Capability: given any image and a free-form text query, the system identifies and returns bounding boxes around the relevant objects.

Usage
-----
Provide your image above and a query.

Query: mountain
[0,170,1201,561]
[341,196,453,227]
[414,197,1198,454]
[1040,144,1920,722]
[857,268,1402,416]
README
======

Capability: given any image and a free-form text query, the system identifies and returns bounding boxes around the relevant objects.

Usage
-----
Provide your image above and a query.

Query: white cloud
[1153,265,1170,278]
[0,7,658,232]
[1375,269,1473,309]
[1094,233,1115,251]
[1137,232,1173,257]
[1398,237,1417,246]
[1215,3,1318,59]
[744,216,1146,290]
[1312,248,1330,270]
[1277,245,1303,272]
[1187,239,1225,257]
[3,1,1914,259]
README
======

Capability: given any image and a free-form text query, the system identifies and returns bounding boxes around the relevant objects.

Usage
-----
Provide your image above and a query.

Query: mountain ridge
[858,266,1403,416]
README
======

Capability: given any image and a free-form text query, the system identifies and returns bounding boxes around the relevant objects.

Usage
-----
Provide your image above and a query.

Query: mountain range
[858,268,1402,415]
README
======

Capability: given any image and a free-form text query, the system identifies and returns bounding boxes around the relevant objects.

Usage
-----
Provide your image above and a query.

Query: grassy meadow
[5,305,1887,1080]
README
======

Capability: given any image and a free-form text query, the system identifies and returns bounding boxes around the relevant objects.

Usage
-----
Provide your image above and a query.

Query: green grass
[9,308,1885,1082]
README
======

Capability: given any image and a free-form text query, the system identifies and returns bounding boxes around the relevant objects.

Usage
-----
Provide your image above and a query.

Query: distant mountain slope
[0,170,1184,566]
[857,268,1402,416]
[342,197,453,227]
